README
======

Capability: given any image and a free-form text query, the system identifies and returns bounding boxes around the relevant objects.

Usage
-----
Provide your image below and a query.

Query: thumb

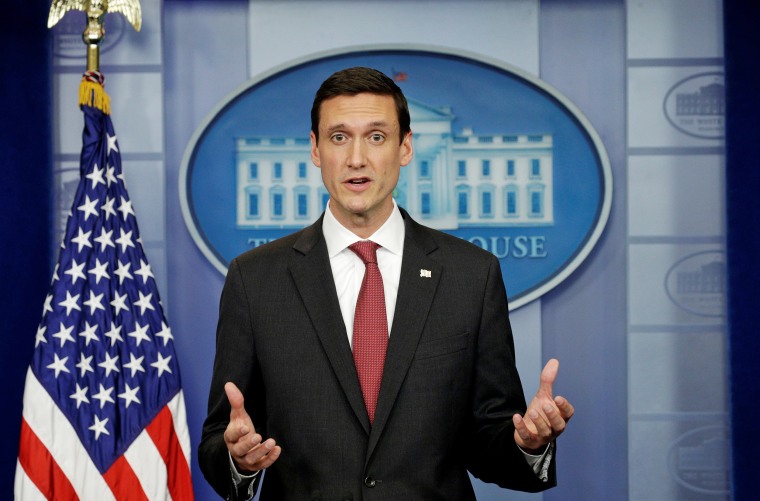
[538,359,559,397]
[225,382,246,418]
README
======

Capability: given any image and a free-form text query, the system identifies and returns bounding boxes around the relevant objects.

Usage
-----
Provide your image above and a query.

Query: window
[273,194,283,217]
[457,191,469,217]
[457,160,467,178]
[506,160,515,177]
[273,162,283,181]
[478,184,495,218]
[248,193,259,217]
[298,162,307,179]
[419,160,431,179]
[270,187,285,219]
[505,187,518,216]
[482,159,491,177]
[249,162,258,180]
[421,192,431,215]
[481,191,492,216]
[297,193,308,218]
[529,189,544,217]
[531,159,541,178]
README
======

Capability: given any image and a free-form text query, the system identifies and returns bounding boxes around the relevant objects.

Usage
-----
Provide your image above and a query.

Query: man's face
[310,93,413,236]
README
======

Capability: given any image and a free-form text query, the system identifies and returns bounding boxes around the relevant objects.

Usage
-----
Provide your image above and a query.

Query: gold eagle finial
[48,0,142,32]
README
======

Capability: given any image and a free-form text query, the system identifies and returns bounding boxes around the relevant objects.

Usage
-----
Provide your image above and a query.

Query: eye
[368,133,386,144]
[330,133,347,144]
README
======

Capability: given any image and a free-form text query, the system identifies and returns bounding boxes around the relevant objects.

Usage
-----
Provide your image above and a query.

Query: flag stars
[106,133,118,154]
[42,294,53,315]
[98,352,120,378]
[58,291,81,316]
[69,383,90,409]
[94,227,115,252]
[89,415,110,440]
[118,383,141,408]
[52,322,76,347]
[110,291,129,316]
[78,321,99,346]
[128,322,151,346]
[35,325,47,347]
[150,352,173,377]
[75,353,94,377]
[134,291,155,315]
[70,227,93,253]
[47,353,70,378]
[83,290,106,315]
[101,196,117,219]
[92,383,115,408]
[104,321,123,346]
[118,196,135,221]
[134,259,154,284]
[85,164,106,189]
[114,260,133,284]
[115,228,135,253]
[77,195,99,221]
[64,259,87,284]
[88,258,110,284]
[123,353,145,377]
[106,165,118,187]
[155,322,174,346]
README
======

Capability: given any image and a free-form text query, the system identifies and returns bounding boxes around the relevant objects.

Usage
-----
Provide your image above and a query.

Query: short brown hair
[310,67,411,144]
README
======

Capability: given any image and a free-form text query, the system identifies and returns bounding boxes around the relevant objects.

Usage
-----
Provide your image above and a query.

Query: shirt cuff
[229,452,259,499]
[519,442,554,482]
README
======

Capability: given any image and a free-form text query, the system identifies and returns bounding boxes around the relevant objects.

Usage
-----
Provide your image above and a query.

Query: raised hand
[223,382,281,473]
[513,359,574,453]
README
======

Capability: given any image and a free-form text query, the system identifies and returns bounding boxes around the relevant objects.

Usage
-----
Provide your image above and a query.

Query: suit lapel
[289,218,370,434]
[368,213,442,458]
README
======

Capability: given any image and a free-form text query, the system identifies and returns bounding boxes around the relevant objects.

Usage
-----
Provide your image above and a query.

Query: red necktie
[349,241,388,424]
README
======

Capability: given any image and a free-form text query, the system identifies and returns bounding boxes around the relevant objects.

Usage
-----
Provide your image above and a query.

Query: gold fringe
[78,79,111,115]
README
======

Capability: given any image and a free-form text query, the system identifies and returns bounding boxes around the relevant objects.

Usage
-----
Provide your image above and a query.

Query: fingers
[222,381,282,473]
[555,395,575,422]
[229,435,282,474]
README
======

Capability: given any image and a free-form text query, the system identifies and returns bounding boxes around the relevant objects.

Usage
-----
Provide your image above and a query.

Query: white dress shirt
[322,200,405,345]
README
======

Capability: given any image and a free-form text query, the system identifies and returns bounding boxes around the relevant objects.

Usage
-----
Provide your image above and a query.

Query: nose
[347,138,367,169]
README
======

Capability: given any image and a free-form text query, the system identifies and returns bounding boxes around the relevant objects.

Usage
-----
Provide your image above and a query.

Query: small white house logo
[668,425,729,495]
[664,250,726,317]
[663,72,725,140]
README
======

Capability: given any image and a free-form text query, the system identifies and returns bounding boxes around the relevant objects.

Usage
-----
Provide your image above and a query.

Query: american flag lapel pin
[420,269,432,278]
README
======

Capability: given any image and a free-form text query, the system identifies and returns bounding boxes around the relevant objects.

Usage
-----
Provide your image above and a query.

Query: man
[199,67,574,500]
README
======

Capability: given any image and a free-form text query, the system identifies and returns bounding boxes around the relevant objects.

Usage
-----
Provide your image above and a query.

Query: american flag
[14,75,194,500]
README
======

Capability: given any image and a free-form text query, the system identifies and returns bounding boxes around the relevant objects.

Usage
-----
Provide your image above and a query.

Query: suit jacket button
[364,476,377,488]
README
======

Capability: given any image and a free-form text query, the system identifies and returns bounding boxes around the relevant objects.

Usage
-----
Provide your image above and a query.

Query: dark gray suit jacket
[199,209,556,500]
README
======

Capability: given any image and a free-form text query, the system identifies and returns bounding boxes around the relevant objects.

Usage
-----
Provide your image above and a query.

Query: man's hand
[224,382,281,473]
[513,359,574,453]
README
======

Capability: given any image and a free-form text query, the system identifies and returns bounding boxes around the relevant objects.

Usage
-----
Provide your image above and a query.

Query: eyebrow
[325,121,394,134]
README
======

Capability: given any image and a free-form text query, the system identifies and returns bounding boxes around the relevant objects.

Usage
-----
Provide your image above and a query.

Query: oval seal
[180,47,612,310]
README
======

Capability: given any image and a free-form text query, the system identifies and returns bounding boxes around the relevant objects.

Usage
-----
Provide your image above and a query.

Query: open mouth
[346,178,370,185]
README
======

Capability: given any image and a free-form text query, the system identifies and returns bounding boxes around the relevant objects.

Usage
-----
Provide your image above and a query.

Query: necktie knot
[349,241,380,265]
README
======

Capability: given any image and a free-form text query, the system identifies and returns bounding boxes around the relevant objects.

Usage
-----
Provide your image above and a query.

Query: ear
[310,131,321,168]
[400,131,414,167]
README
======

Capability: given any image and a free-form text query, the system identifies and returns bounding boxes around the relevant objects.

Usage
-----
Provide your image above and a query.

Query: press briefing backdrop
[3,0,758,500]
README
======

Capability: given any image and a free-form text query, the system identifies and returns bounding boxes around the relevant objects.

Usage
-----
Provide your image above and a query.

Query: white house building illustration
[235,99,554,230]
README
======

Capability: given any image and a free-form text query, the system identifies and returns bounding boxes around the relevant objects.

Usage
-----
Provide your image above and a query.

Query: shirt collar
[323,200,405,258]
